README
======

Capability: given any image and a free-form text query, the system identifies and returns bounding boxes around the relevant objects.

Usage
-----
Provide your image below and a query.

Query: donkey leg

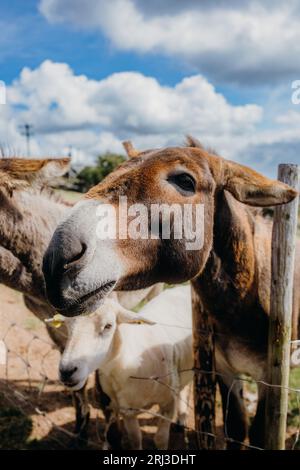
[248,384,265,449]
[73,382,90,442]
[218,375,248,449]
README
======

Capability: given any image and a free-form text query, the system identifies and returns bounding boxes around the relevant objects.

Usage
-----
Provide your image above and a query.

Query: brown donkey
[0,157,95,441]
[0,157,163,444]
[43,139,299,448]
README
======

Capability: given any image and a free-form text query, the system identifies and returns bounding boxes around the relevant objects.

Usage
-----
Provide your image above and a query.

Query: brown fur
[122,141,141,159]
[0,158,164,442]
[0,158,92,441]
[43,140,299,448]
[0,158,70,195]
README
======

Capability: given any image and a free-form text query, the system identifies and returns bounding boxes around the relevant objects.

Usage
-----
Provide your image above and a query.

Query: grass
[288,368,300,427]
[55,188,83,203]
[0,405,32,450]
[287,368,300,449]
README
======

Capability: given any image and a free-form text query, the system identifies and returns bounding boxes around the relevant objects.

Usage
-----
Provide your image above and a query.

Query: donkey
[43,138,299,448]
[0,157,92,438]
[0,157,70,347]
[0,157,162,443]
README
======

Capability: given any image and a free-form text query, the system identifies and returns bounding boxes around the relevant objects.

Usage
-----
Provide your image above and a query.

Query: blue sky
[1,0,188,87]
[1,0,300,176]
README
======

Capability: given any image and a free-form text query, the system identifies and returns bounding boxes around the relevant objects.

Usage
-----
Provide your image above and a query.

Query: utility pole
[19,124,34,156]
[67,145,72,158]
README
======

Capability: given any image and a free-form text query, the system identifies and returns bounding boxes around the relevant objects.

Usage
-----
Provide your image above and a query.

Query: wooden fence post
[192,284,216,449]
[265,163,299,450]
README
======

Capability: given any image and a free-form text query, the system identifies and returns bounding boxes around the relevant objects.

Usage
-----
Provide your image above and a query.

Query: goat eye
[104,323,112,330]
[167,173,196,195]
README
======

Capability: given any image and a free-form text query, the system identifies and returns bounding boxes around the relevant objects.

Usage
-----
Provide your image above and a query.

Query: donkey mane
[0,177,73,207]
[0,144,20,158]
[0,150,72,207]
[39,186,74,207]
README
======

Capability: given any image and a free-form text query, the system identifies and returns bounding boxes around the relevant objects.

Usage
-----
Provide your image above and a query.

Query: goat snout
[59,364,78,384]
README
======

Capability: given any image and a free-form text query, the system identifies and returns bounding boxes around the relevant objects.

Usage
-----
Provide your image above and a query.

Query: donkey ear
[122,141,141,159]
[0,158,70,192]
[223,160,298,207]
[117,306,155,325]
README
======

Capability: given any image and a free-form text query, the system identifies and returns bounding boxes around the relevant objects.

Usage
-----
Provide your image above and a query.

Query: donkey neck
[193,190,269,347]
[0,189,69,299]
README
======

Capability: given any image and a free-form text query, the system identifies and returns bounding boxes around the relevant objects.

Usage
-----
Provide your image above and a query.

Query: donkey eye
[167,173,196,195]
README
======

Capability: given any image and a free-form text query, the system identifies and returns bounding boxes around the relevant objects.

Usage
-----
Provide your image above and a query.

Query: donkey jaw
[56,279,117,317]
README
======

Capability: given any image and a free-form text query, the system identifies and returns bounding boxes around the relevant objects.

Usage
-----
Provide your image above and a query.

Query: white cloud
[39,0,300,84]
[1,59,299,176]
[0,60,263,166]
[238,140,300,178]
[275,109,300,126]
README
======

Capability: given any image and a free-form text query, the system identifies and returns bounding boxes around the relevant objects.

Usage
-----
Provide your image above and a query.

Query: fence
[192,162,300,450]
[0,304,104,450]
[0,295,300,450]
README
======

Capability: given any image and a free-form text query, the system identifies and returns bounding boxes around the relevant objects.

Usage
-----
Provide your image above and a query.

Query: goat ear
[0,158,70,192]
[223,160,298,207]
[117,307,155,325]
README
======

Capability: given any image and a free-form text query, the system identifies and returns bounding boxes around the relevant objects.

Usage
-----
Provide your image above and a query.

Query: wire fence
[0,307,300,450]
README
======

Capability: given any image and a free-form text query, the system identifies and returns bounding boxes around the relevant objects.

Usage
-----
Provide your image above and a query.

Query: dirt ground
[0,284,299,450]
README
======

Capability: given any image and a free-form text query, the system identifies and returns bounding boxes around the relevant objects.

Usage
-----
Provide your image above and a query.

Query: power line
[19,124,34,156]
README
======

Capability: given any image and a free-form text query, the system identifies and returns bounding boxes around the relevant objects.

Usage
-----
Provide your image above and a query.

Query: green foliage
[288,368,300,428]
[76,153,126,192]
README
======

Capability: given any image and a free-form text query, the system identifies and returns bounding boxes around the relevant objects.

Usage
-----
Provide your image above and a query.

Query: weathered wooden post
[265,164,299,450]
[192,285,216,449]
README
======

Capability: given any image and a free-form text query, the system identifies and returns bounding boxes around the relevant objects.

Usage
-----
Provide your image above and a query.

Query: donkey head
[43,139,297,316]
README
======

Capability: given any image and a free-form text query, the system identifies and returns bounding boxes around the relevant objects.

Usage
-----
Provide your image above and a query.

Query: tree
[76,153,126,192]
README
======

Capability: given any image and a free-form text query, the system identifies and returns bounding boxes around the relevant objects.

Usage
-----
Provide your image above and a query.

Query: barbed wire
[129,365,300,450]
[1,311,299,450]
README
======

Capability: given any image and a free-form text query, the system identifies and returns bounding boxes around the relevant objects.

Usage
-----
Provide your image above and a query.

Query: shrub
[76,153,126,192]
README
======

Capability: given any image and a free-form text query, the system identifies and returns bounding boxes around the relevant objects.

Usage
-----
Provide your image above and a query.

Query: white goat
[59,285,193,449]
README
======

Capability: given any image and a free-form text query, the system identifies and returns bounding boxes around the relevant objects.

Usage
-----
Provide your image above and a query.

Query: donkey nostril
[63,242,87,271]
